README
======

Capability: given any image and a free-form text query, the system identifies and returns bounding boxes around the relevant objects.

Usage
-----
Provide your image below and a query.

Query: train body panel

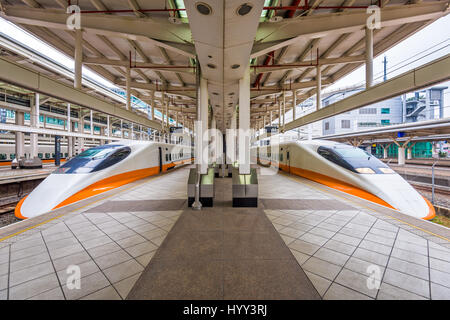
[256,139,434,220]
[16,141,193,219]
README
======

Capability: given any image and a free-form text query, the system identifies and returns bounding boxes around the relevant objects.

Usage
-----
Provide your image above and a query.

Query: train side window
[317,148,334,162]
[10,153,15,160]
[38,153,43,159]
[165,154,169,162]
[52,153,55,158]
[280,153,283,162]
[65,153,68,157]
[0,154,6,160]
[45,153,50,159]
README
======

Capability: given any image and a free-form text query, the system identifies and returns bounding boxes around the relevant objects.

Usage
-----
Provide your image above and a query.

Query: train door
[158,147,163,173]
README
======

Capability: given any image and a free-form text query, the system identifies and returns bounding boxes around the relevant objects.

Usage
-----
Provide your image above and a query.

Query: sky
[0,12,449,119]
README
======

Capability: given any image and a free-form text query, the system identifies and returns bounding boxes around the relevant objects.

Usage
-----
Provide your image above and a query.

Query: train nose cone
[366,174,430,219]
[17,174,88,219]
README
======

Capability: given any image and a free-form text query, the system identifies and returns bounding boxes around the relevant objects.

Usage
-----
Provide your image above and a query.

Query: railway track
[0,202,19,228]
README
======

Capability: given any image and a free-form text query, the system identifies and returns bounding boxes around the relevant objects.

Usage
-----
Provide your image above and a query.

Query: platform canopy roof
[0,0,448,131]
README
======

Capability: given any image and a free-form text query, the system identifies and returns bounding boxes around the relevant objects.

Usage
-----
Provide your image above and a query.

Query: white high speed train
[15,141,193,219]
[255,139,435,220]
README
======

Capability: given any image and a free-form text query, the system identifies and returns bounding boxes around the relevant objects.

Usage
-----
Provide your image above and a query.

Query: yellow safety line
[0,172,165,243]
[282,172,450,243]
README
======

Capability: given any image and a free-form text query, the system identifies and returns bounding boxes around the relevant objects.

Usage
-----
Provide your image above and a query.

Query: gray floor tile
[335,268,379,298]
[431,282,450,300]
[429,247,450,263]
[290,249,310,265]
[9,273,60,300]
[57,260,100,284]
[299,232,328,246]
[113,273,142,299]
[430,257,450,273]
[10,245,47,261]
[80,235,113,250]
[383,268,430,298]
[323,239,356,256]
[344,256,385,277]
[288,239,320,256]
[377,282,427,300]
[430,269,450,288]
[352,247,389,267]
[94,250,132,270]
[48,243,85,260]
[332,233,361,246]
[52,251,92,272]
[81,286,122,300]
[388,257,429,281]
[0,274,7,291]
[391,247,428,267]
[313,247,350,266]
[63,271,110,300]
[323,283,372,300]
[28,287,65,300]
[9,251,50,273]
[87,242,122,258]
[304,271,331,297]
[125,241,158,258]
[9,261,54,287]
[103,259,144,284]
[359,239,392,256]
[302,257,342,281]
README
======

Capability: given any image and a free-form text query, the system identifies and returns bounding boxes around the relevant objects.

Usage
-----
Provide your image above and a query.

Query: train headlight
[379,167,395,174]
[355,167,375,174]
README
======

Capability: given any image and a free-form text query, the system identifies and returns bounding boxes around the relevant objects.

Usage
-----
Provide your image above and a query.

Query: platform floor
[0,166,449,300]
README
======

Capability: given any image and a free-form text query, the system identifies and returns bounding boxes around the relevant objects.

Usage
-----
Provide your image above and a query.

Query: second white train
[255,139,435,220]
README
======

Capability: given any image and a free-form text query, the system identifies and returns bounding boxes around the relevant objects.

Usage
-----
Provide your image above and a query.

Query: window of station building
[358,122,377,127]
[341,120,351,129]
[381,119,390,125]
[359,108,377,114]
[324,122,330,130]
[381,108,390,114]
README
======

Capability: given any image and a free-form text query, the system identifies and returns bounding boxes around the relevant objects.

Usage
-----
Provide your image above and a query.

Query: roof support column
[107,115,110,139]
[197,77,209,175]
[131,123,134,140]
[226,111,237,165]
[282,91,286,132]
[90,109,93,135]
[120,119,123,138]
[15,111,24,159]
[151,92,155,120]
[316,65,322,111]
[278,99,281,129]
[67,103,73,158]
[239,66,251,175]
[365,27,374,89]
[74,29,83,90]
[126,66,131,110]
[30,93,39,158]
[292,90,296,121]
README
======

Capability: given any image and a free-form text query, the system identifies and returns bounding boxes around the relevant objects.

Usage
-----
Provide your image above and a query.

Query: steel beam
[0,57,162,130]
[284,54,450,132]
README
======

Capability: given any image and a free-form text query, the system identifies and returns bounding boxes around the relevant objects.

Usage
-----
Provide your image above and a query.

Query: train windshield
[54,145,130,174]
[318,145,393,174]
[333,147,371,159]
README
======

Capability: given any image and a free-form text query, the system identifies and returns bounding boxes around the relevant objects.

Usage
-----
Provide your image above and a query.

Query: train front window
[318,145,391,174]
[54,145,129,174]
